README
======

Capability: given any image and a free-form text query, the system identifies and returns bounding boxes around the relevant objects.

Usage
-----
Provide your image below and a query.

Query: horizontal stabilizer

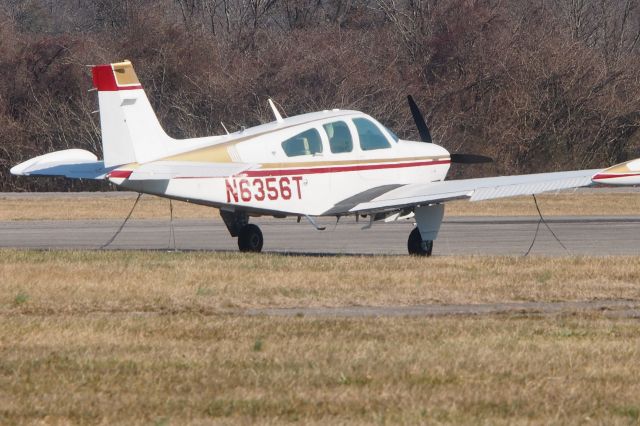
[10,149,114,180]
[125,161,255,180]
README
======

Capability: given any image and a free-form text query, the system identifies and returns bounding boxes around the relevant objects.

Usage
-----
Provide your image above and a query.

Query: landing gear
[237,224,263,252]
[407,227,433,256]
[220,210,264,253]
[408,204,443,257]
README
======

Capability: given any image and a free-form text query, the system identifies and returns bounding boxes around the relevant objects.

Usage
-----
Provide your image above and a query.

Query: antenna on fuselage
[220,122,230,135]
[268,98,284,123]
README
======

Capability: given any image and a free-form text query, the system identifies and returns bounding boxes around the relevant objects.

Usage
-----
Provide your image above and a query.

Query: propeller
[407,95,432,143]
[407,95,493,164]
[450,153,493,164]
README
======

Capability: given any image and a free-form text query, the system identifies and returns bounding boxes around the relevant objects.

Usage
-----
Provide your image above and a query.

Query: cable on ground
[524,194,569,256]
[101,192,142,249]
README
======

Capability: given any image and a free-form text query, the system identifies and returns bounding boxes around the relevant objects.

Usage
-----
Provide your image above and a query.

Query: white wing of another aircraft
[11,60,635,256]
[592,158,640,186]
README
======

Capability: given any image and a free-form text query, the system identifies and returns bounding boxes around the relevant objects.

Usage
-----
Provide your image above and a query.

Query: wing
[326,169,603,215]
[10,149,115,179]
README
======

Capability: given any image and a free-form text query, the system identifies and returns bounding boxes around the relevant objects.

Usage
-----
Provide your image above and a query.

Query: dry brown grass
[0,195,214,221]
[2,314,640,424]
[1,250,638,312]
[1,191,638,220]
[2,250,640,424]
[445,191,640,216]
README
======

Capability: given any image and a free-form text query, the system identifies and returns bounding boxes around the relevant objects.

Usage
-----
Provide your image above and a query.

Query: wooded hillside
[1,0,639,191]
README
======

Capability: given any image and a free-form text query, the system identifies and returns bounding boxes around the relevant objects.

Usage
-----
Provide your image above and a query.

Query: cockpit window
[323,121,353,153]
[281,128,323,157]
[353,118,392,150]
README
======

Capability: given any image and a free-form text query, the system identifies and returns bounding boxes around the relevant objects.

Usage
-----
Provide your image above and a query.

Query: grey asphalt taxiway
[1,189,639,255]
[1,215,639,255]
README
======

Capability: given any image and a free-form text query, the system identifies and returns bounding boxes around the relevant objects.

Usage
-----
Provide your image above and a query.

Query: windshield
[383,125,400,142]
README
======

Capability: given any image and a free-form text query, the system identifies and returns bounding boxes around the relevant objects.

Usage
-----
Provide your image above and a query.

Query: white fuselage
[112,110,451,216]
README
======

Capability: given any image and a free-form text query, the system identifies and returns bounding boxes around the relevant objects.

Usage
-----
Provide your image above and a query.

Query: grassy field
[1,190,639,220]
[0,194,215,221]
[2,315,640,425]
[1,250,639,310]
[1,250,640,424]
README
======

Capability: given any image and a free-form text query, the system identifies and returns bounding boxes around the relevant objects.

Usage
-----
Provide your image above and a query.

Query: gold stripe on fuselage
[166,143,234,163]
[602,162,632,175]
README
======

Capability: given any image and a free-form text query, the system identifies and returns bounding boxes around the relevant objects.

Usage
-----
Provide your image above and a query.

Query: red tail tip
[92,64,119,91]
[91,61,142,92]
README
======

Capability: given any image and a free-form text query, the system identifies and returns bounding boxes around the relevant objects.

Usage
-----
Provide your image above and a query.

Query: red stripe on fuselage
[242,159,450,177]
[108,159,449,180]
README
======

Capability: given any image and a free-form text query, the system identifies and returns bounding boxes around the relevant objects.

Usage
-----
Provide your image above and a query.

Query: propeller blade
[407,95,432,143]
[406,95,491,164]
[450,153,493,164]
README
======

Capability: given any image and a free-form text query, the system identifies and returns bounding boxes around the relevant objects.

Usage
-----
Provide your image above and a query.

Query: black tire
[238,224,264,252]
[407,227,433,256]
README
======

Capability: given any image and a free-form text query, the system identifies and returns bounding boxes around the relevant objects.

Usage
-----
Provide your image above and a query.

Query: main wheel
[407,227,433,256]
[238,224,264,252]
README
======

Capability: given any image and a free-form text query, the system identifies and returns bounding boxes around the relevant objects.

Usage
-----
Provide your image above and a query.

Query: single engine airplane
[10,60,637,255]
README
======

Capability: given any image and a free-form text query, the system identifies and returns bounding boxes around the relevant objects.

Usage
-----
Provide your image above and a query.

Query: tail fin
[92,60,173,167]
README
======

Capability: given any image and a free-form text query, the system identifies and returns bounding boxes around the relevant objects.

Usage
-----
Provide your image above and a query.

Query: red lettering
[232,176,302,202]
[253,179,265,201]
[239,179,251,202]
[280,177,291,200]
[266,177,278,200]
[225,179,238,202]
[292,176,303,199]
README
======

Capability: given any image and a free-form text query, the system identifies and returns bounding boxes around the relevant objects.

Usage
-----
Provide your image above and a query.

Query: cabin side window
[323,121,353,154]
[281,128,323,157]
[353,118,392,151]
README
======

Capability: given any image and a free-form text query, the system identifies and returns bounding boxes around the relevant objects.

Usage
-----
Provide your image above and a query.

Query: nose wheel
[238,224,264,252]
[407,227,433,256]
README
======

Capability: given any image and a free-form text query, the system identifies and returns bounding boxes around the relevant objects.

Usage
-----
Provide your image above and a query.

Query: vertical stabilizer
[92,61,173,166]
